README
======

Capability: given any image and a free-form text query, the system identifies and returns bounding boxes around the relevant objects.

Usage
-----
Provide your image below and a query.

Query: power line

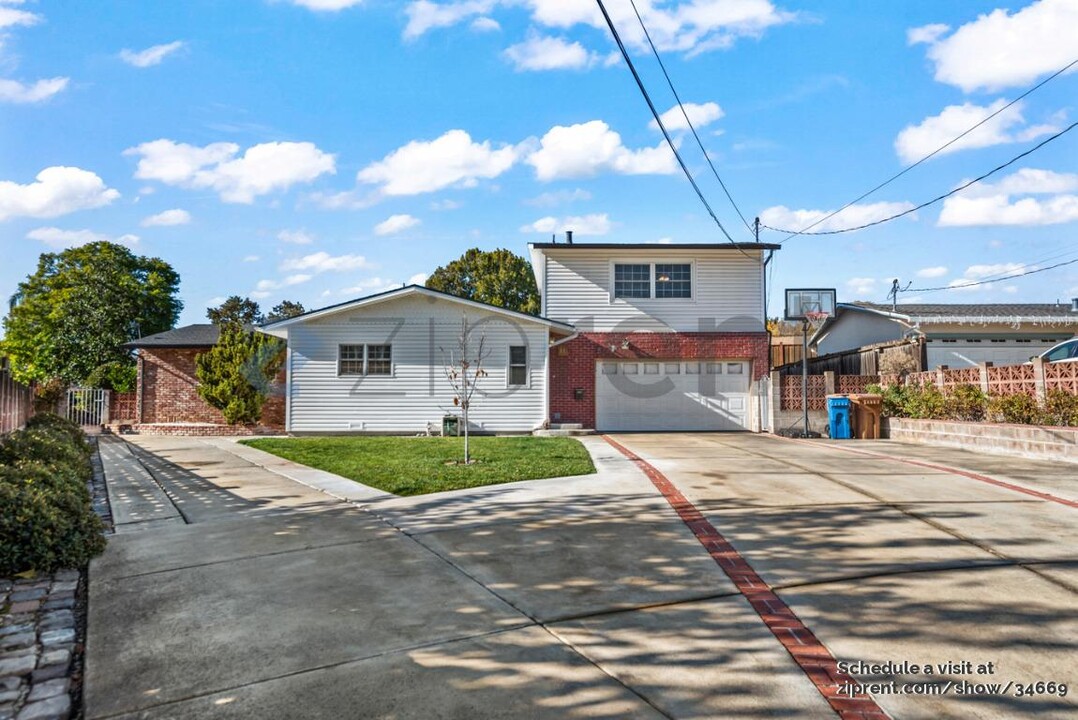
[765,56,1078,240]
[595,0,749,255]
[761,119,1078,237]
[626,0,754,236]
[907,257,1078,293]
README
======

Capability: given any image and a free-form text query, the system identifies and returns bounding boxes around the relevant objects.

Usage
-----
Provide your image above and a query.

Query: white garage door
[596,360,751,432]
[926,339,1058,369]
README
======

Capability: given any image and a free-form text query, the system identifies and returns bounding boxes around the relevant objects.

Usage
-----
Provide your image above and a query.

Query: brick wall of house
[548,331,770,428]
[137,347,285,430]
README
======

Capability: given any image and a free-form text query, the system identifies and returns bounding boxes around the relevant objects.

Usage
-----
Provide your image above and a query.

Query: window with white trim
[338,344,364,375]
[655,264,691,298]
[338,344,392,376]
[366,345,392,375]
[508,345,528,386]
[614,264,651,298]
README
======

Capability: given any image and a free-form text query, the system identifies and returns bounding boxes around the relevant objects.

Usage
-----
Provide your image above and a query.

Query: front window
[614,264,651,298]
[339,344,392,376]
[508,345,528,385]
[655,264,691,298]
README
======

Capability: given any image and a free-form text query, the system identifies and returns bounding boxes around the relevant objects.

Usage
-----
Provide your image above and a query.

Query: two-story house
[259,242,776,434]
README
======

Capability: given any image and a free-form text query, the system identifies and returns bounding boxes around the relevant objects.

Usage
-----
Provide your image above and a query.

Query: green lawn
[240,436,596,496]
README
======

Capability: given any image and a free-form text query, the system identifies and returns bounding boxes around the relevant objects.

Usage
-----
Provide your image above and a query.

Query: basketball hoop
[804,310,829,325]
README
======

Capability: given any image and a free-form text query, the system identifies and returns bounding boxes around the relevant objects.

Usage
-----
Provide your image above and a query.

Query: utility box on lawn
[442,415,460,437]
[826,395,852,440]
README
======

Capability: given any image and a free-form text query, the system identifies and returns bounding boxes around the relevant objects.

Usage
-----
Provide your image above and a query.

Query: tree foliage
[207,296,264,325]
[426,248,540,315]
[2,241,181,385]
[267,300,306,322]
[195,323,284,425]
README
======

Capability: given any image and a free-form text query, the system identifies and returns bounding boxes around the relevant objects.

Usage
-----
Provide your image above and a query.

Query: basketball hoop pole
[801,318,809,437]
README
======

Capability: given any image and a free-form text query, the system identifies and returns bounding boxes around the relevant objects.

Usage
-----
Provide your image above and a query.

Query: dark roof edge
[529,242,780,251]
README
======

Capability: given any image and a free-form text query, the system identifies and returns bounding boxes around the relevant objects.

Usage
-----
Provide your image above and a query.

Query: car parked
[1036,337,1078,363]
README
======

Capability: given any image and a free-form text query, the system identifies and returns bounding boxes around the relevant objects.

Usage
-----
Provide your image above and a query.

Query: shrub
[879,348,919,376]
[987,393,1043,425]
[903,382,947,419]
[85,360,137,393]
[1042,389,1078,427]
[0,414,104,575]
[944,384,988,421]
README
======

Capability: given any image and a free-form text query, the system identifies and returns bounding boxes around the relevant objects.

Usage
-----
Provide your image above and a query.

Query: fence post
[1032,357,1047,403]
[823,370,836,396]
[979,362,992,395]
[936,365,948,390]
[770,370,782,414]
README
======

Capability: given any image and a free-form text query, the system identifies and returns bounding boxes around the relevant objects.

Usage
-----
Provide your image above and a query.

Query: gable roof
[258,284,576,335]
[124,324,222,349]
[853,302,1078,322]
[528,242,781,250]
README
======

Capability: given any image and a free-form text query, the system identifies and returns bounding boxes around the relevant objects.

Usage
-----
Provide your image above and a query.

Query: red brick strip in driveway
[776,436,1078,509]
[603,435,891,720]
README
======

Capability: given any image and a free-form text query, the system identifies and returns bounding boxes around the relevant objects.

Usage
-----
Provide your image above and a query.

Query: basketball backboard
[784,288,836,321]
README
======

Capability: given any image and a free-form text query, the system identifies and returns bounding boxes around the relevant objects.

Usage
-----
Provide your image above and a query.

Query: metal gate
[65,387,110,426]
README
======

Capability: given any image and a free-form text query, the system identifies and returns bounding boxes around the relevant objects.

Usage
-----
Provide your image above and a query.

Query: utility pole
[754,216,760,243]
[890,278,899,311]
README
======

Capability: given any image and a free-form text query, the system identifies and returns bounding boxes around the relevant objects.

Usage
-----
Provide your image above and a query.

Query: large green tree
[426,248,540,315]
[207,296,264,325]
[3,242,182,385]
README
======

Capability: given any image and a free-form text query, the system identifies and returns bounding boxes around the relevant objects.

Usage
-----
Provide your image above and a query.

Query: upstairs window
[655,264,691,298]
[614,264,651,298]
[508,346,528,386]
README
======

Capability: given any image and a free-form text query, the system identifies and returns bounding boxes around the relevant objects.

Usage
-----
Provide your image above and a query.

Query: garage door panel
[596,360,750,432]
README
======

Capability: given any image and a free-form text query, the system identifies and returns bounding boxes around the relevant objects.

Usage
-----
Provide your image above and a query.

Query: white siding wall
[541,248,765,333]
[286,296,548,433]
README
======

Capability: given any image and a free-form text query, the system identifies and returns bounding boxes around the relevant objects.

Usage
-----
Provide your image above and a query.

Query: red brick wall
[138,347,285,430]
[549,332,769,428]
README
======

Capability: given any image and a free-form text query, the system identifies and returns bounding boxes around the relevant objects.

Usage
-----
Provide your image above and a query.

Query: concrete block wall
[884,417,1078,463]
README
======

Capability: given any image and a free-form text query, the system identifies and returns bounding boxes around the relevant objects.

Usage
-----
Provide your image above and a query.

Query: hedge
[0,414,106,576]
[870,383,1078,427]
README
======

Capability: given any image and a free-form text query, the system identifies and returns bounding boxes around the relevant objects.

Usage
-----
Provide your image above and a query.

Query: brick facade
[548,331,769,428]
[136,347,285,431]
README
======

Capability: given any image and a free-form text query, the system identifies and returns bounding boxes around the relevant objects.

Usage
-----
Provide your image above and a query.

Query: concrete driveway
[84,433,1076,719]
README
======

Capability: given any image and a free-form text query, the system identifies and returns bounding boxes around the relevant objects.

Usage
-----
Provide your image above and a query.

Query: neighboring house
[259,285,575,434]
[124,324,285,434]
[812,302,1078,369]
[258,242,777,434]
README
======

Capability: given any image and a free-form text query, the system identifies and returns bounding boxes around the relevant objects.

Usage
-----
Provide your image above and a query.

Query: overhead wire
[764,56,1078,240]
[594,0,755,259]
[626,0,754,236]
[907,257,1078,293]
[759,120,1078,237]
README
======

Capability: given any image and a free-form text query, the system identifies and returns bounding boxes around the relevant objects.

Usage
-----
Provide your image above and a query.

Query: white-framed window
[707,362,723,374]
[612,261,694,300]
[601,363,618,375]
[643,363,659,375]
[338,344,392,376]
[623,363,639,374]
[726,363,744,375]
[508,345,528,386]
[614,264,651,298]
[685,362,701,374]
[338,344,364,375]
[664,363,681,374]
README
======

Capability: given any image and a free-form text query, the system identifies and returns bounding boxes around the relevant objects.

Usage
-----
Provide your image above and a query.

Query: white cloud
[650,101,724,131]
[916,266,948,278]
[408,272,430,285]
[845,277,878,297]
[0,167,119,221]
[119,41,185,68]
[917,0,1078,92]
[0,4,39,31]
[471,17,500,32]
[520,213,611,236]
[404,1,496,39]
[759,201,915,233]
[527,120,676,181]
[27,227,138,248]
[524,188,592,207]
[906,23,949,46]
[278,229,315,244]
[339,277,400,295]
[0,77,68,104]
[288,0,365,11]
[141,208,191,227]
[504,34,597,71]
[430,198,461,210]
[374,213,421,235]
[964,263,1028,279]
[255,274,313,292]
[280,251,369,273]
[894,100,1060,164]
[126,139,336,203]
[357,129,519,196]
[938,168,1078,227]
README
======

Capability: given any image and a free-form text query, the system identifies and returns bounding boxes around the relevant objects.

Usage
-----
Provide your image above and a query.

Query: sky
[1,0,1076,328]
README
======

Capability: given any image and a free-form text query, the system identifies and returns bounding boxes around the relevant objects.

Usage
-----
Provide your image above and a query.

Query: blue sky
[1,0,1076,327]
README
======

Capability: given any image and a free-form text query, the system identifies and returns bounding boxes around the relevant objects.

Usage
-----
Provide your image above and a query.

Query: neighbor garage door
[595,360,751,432]
[926,338,1059,369]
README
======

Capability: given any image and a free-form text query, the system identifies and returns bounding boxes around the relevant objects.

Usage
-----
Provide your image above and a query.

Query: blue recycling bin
[827,395,852,439]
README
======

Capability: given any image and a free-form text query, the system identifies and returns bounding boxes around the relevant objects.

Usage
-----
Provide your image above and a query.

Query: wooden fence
[0,365,34,434]
[775,338,924,377]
